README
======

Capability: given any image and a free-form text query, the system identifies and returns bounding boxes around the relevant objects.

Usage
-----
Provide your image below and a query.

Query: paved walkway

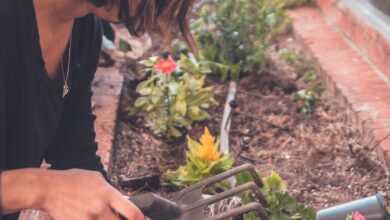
[92,66,124,170]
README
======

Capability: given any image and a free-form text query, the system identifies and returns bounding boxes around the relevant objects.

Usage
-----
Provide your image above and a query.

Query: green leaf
[168,126,182,138]
[118,38,132,52]
[128,107,140,116]
[168,82,180,94]
[139,56,159,67]
[134,97,149,108]
[151,95,161,105]
[179,54,200,74]
[138,87,153,95]
[189,108,209,121]
[187,136,201,155]
[173,99,187,116]
[264,171,287,192]
[174,116,191,128]
[145,104,154,112]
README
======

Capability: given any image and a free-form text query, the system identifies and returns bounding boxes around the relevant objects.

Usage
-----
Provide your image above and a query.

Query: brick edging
[289,7,390,172]
[317,0,390,80]
[92,66,124,171]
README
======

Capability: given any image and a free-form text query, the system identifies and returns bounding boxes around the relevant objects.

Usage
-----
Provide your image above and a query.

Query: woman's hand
[42,169,144,220]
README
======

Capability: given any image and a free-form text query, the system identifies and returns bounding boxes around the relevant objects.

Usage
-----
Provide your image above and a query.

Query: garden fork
[126,164,269,220]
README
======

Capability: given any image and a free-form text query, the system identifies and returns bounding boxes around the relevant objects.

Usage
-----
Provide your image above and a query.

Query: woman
[0,0,195,219]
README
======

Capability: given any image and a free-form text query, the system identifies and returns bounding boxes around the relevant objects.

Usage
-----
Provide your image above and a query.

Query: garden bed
[110,59,227,196]
[109,35,390,211]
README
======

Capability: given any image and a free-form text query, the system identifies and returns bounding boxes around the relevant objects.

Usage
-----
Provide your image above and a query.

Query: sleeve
[44,16,105,174]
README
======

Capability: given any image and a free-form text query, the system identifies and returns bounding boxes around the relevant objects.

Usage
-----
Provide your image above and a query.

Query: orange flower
[196,127,221,162]
[154,56,177,75]
[180,167,188,176]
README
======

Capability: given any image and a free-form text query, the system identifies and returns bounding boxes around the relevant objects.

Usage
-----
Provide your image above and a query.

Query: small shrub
[165,127,234,186]
[130,55,216,139]
[236,171,316,220]
[280,50,302,66]
[279,49,323,114]
[294,89,319,114]
[303,69,317,83]
[172,0,292,81]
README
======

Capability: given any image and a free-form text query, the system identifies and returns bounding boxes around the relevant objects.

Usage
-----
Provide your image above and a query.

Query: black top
[0,1,105,219]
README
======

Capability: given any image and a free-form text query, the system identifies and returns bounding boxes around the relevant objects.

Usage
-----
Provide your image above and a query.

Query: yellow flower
[196,127,221,162]
[180,167,188,176]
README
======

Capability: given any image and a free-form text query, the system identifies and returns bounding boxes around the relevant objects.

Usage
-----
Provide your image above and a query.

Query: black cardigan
[0,1,105,219]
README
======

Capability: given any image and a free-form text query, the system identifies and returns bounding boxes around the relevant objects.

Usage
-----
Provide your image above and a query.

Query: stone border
[317,0,390,79]
[289,6,390,172]
[92,66,124,171]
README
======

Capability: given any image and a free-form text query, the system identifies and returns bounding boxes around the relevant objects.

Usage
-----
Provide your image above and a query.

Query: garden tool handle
[122,193,182,220]
[316,194,388,220]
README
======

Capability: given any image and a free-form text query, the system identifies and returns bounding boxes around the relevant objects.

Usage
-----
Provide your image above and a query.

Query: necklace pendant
[63,83,70,98]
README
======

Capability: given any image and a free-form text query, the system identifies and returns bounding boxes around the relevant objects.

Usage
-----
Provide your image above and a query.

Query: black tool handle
[121,193,181,220]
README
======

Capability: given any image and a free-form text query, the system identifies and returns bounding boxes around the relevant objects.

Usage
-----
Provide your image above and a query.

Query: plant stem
[165,74,171,137]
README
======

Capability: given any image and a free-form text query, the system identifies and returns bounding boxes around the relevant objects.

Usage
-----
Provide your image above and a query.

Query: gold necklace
[61,32,73,98]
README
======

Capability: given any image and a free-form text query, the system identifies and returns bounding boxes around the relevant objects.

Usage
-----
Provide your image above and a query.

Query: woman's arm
[0,169,144,219]
[0,169,46,214]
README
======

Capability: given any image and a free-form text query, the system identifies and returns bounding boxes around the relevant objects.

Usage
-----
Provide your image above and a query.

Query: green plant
[280,50,312,78]
[194,0,267,80]
[279,49,322,114]
[130,55,216,139]
[295,69,323,115]
[303,69,317,83]
[177,0,289,81]
[273,0,315,8]
[293,89,319,114]
[165,127,234,186]
[178,53,213,77]
[280,50,302,66]
[172,39,232,81]
[236,171,316,220]
[118,38,132,52]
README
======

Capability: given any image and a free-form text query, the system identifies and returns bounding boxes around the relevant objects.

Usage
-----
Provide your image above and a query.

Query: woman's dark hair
[91,0,197,52]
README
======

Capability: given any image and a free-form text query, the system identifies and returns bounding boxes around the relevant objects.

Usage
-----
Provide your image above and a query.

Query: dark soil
[109,37,390,210]
[231,73,390,209]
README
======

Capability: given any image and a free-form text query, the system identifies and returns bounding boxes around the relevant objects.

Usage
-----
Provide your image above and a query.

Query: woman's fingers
[109,190,144,220]
[39,169,143,220]
[97,207,121,220]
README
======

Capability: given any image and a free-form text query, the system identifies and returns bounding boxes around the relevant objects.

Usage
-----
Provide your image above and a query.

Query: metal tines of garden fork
[127,164,269,220]
[174,164,269,220]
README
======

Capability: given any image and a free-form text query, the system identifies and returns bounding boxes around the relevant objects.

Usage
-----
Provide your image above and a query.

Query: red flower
[352,212,366,220]
[154,56,177,75]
